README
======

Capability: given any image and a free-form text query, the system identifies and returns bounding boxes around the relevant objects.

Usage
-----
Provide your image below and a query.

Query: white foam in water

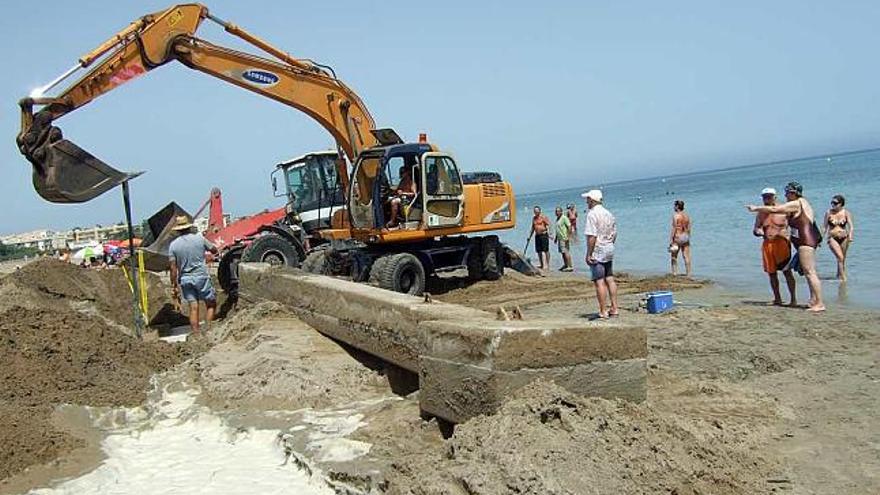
[30,386,334,495]
[299,409,372,463]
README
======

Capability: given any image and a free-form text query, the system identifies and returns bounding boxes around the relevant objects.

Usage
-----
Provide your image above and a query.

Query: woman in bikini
[823,194,855,281]
[669,199,692,276]
[748,181,825,312]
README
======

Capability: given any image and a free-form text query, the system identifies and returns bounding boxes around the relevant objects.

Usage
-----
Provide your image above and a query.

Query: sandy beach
[1,259,877,494]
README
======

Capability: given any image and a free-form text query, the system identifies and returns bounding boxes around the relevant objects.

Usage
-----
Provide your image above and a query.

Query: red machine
[193,187,286,253]
[186,187,304,296]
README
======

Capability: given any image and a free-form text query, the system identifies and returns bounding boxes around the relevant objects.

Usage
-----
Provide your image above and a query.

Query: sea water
[506,149,879,308]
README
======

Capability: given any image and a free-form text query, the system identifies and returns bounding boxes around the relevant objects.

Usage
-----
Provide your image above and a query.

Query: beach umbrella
[72,246,99,262]
[106,238,142,249]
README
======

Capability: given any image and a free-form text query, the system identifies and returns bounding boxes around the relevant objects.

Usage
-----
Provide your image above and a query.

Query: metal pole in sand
[121,175,145,338]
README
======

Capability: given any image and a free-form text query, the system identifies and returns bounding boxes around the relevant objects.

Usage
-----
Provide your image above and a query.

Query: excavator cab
[348,143,464,234]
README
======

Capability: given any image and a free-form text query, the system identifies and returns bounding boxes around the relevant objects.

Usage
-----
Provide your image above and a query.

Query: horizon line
[520,145,880,198]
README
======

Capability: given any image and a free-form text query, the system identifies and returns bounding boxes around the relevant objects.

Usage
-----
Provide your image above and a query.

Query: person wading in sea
[669,199,692,276]
[748,181,825,312]
[566,203,579,243]
[753,188,797,306]
[823,194,855,282]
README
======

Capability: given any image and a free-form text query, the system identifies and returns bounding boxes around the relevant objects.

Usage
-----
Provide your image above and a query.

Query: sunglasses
[831,201,841,206]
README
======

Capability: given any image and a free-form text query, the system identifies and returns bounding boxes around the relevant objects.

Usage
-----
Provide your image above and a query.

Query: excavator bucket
[139,202,192,272]
[30,139,131,203]
[18,109,129,203]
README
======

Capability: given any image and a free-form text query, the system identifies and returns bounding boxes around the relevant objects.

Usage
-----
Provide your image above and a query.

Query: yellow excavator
[16,3,523,295]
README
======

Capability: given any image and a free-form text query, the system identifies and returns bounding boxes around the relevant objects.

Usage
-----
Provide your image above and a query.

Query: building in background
[1,223,134,253]
[0,229,68,252]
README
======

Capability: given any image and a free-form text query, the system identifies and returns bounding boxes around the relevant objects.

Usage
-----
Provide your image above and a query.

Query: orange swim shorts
[762,237,792,273]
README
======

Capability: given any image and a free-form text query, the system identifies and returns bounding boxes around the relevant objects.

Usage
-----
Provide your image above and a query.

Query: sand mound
[3,258,173,329]
[386,381,777,495]
[0,260,199,482]
[195,302,390,411]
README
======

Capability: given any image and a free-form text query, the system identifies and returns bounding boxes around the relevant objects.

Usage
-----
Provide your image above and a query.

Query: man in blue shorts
[583,189,619,318]
[169,215,219,335]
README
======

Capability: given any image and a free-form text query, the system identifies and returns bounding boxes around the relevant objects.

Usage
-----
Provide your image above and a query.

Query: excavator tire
[241,233,300,267]
[369,254,393,285]
[350,254,372,282]
[481,235,504,281]
[302,249,330,275]
[218,246,244,295]
[466,239,484,281]
[377,253,425,296]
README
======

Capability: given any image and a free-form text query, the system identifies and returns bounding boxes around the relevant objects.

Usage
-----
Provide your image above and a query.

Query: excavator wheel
[377,253,426,296]
[481,235,504,281]
[350,254,372,282]
[369,255,393,285]
[466,239,484,281]
[241,233,300,268]
[218,246,244,295]
[302,249,330,275]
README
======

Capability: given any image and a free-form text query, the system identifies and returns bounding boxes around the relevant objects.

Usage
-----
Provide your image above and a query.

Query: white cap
[581,189,603,201]
[761,187,777,196]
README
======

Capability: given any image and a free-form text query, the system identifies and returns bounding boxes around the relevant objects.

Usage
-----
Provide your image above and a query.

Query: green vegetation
[0,242,41,261]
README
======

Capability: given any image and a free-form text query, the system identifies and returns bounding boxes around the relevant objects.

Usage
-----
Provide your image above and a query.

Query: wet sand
[2,261,878,494]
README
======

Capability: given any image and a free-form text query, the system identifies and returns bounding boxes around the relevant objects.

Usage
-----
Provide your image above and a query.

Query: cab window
[318,155,343,203]
[425,156,462,195]
[386,156,405,188]
[349,155,382,227]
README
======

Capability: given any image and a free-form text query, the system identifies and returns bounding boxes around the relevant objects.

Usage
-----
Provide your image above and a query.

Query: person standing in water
[566,203,579,243]
[748,182,825,312]
[669,199,692,276]
[823,194,855,282]
[753,188,797,306]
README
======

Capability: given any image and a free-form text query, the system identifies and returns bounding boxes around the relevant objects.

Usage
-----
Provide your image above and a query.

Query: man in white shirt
[583,189,619,318]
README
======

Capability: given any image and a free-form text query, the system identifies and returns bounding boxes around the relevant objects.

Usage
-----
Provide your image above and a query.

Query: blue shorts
[180,276,216,303]
[589,260,613,281]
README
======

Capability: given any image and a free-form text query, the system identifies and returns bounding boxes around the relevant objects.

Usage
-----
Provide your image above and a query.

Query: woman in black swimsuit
[748,181,825,312]
[823,194,855,281]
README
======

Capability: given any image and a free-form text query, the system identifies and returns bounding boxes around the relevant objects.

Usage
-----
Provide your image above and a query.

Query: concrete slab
[419,356,647,423]
[239,263,647,423]
[420,320,647,371]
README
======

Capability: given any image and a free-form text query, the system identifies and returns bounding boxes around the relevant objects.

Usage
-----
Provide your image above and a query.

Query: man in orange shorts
[753,188,797,306]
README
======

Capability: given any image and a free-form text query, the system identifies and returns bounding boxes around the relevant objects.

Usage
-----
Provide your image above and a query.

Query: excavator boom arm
[17,3,375,203]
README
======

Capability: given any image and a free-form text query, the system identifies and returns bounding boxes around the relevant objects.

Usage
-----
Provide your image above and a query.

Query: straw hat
[171,215,194,231]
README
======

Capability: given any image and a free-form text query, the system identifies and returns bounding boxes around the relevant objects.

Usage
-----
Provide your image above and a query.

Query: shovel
[522,232,534,262]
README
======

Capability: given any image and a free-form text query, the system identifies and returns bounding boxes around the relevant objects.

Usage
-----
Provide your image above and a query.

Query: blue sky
[2,1,879,234]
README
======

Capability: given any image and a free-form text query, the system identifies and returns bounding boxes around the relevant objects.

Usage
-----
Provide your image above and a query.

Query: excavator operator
[386,159,418,229]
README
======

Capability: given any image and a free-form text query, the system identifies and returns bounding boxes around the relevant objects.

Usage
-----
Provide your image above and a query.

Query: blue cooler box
[646,291,674,314]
